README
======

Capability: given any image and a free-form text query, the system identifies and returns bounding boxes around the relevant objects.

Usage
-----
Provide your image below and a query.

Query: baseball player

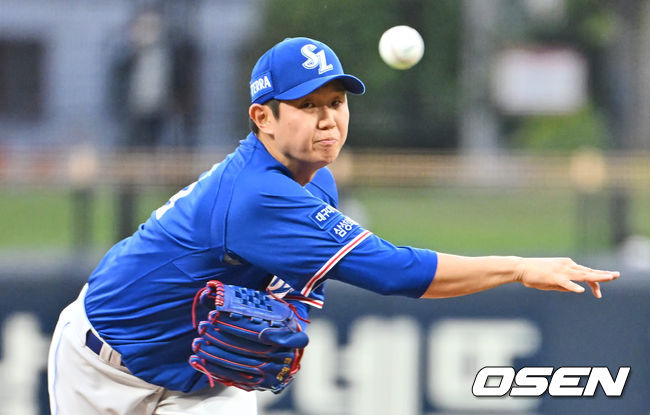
[47,37,619,415]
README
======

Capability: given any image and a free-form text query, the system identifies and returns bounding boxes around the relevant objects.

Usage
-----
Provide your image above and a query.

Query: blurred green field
[354,187,589,255]
[1,186,648,255]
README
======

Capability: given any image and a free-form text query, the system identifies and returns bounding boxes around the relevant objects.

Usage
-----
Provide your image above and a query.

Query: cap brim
[274,74,365,101]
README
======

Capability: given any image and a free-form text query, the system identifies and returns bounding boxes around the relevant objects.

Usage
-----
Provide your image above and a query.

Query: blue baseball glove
[189,280,309,394]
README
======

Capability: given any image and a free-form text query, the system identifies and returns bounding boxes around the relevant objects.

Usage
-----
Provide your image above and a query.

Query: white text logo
[472,366,630,397]
[250,75,272,97]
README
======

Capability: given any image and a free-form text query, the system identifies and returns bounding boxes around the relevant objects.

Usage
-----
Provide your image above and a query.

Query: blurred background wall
[0,0,648,414]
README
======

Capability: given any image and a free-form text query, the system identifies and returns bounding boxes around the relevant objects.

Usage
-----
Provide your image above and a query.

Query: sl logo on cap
[301,44,334,75]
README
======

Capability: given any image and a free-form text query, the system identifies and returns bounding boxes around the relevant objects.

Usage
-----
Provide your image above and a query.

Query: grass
[1,185,648,255]
[348,186,649,255]
[0,186,171,249]
[349,186,579,255]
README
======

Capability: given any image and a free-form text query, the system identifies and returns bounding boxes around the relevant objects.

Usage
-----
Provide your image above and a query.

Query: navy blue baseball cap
[250,37,365,104]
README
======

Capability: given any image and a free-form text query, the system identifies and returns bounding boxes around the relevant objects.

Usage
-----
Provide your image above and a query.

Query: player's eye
[299,102,315,109]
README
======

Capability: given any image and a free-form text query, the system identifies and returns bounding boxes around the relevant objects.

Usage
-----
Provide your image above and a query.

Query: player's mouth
[315,138,338,146]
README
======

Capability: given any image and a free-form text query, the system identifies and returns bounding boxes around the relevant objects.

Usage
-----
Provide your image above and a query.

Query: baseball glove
[189,280,309,394]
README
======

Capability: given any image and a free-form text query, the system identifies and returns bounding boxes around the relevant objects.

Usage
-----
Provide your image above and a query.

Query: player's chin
[314,144,342,164]
[320,151,341,165]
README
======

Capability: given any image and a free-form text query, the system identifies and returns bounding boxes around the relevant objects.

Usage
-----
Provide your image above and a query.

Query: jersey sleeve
[327,235,438,297]
[267,275,325,309]
[225,171,371,297]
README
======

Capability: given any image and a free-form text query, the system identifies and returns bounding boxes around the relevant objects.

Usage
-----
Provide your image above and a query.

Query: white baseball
[378,25,425,70]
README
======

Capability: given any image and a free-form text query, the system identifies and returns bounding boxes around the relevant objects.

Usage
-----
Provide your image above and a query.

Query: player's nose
[316,106,336,129]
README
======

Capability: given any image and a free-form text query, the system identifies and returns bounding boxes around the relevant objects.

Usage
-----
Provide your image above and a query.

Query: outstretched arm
[422,253,620,299]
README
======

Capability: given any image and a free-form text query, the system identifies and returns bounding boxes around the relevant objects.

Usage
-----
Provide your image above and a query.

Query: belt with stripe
[85,329,125,367]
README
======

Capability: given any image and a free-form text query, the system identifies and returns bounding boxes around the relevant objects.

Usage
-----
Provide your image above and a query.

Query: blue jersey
[84,133,438,392]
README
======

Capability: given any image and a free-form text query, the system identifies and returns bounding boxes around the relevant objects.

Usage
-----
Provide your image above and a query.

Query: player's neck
[286,163,321,186]
[257,134,321,186]
[273,154,321,186]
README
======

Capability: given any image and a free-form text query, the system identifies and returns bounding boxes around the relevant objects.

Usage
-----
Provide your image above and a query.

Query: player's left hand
[514,257,620,298]
[188,280,309,394]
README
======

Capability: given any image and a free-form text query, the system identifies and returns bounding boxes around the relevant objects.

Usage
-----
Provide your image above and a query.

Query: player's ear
[249,104,275,136]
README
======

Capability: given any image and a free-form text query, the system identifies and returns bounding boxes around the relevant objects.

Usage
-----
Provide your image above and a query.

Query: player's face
[270,81,349,183]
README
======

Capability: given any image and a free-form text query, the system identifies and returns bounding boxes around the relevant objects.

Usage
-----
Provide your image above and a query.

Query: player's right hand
[514,257,620,298]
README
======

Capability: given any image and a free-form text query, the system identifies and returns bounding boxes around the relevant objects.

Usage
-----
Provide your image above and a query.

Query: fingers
[559,281,601,298]
[553,280,603,298]
[570,264,620,282]
[514,257,619,298]
[588,281,602,299]
[558,279,585,294]
[564,263,616,297]
[565,264,617,298]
